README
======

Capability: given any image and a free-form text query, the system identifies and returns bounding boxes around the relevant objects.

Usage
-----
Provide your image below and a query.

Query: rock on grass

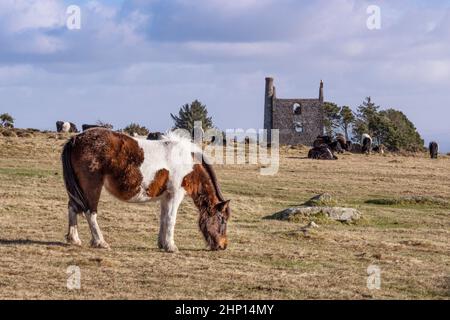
[266,194,362,223]
[267,206,361,223]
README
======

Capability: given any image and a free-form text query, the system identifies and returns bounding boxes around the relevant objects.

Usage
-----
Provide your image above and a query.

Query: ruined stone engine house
[264,77,325,146]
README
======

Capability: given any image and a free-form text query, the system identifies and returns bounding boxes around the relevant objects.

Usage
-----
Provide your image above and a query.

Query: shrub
[0,113,14,128]
[123,123,149,136]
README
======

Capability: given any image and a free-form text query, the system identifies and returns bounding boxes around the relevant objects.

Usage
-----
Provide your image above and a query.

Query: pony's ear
[215,200,230,213]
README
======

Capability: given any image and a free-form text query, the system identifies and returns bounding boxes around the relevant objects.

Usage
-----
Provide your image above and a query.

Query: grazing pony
[62,128,231,252]
[361,134,372,154]
[429,141,439,159]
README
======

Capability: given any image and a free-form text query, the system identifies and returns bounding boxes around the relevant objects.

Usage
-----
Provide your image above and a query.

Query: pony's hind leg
[86,212,109,249]
[66,204,82,246]
[79,174,110,249]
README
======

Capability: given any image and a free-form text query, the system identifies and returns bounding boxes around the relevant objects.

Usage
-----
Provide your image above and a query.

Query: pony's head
[199,199,231,250]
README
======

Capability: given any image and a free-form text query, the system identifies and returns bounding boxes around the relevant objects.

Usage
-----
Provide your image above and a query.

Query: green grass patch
[365,196,449,209]
[0,167,56,178]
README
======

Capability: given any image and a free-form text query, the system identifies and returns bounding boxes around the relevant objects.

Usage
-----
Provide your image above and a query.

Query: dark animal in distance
[313,134,348,154]
[329,140,343,154]
[336,134,349,152]
[429,141,439,159]
[362,134,373,154]
[308,144,338,160]
[56,121,78,133]
[147,132,163,140]
[313,135,333,148]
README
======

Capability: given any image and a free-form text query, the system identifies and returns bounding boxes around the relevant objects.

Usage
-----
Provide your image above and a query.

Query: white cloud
[0,0,65,33]
[175,0,274,14]
[0,0,449,146]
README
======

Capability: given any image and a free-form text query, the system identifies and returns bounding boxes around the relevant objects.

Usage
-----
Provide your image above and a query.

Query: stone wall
[272,98,324,146]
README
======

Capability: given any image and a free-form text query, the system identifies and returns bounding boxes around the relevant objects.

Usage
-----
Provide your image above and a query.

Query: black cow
[314,134,348,154]
[308,144,338,160]
[147,132,164,140]
[56,121,78,133]
[329,140,343,154]
[429,141,439,159]
[313,135,333,148]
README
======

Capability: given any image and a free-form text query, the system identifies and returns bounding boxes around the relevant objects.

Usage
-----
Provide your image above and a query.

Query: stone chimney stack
[319,80,324,103]
[264,77,275,135]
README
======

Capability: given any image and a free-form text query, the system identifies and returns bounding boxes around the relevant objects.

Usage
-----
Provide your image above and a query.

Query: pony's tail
[62,138,90,213]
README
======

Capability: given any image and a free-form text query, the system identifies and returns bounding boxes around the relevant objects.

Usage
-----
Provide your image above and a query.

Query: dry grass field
[0,132,449,300]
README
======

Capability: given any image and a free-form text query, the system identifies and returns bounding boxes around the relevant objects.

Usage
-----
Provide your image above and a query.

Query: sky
[0,0,449,149]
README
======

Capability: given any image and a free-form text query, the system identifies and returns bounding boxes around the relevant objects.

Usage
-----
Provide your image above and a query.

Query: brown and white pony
[62,128,231,252]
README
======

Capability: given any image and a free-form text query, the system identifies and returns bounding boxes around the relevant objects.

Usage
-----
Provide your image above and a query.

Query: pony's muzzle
[216,237,228,250]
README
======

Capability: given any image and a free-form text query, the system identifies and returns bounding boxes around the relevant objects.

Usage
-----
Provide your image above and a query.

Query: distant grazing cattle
[329,140,343,154]
[308,144,338,160]
[336,134,349,151]
[361,134,372,154]
[56,121,78,133]
[313,135,333,148]
[82,124,112,132]
[147,132,164,140]
[314,134,348,154]
[429,141,439,159]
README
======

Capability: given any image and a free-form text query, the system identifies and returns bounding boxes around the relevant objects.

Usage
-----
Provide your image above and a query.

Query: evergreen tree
[352,97,423,151]
[171,100,213,132]
[339,106,355,141]
[323,102,341,136]
[379,109,424,151]
[353,97,380,142]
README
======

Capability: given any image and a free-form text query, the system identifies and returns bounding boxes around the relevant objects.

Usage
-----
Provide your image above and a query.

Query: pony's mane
[202,158,225,203]
[161,131,226,204]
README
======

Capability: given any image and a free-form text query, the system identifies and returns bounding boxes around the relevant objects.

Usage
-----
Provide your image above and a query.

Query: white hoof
[66,234,82,246]
[163,244,178,253]
[90,239,110,249]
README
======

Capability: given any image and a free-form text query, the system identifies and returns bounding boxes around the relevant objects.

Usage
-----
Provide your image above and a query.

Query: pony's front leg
[158,191,184,253]
[85,212,110,249]
[66,205,82,246]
